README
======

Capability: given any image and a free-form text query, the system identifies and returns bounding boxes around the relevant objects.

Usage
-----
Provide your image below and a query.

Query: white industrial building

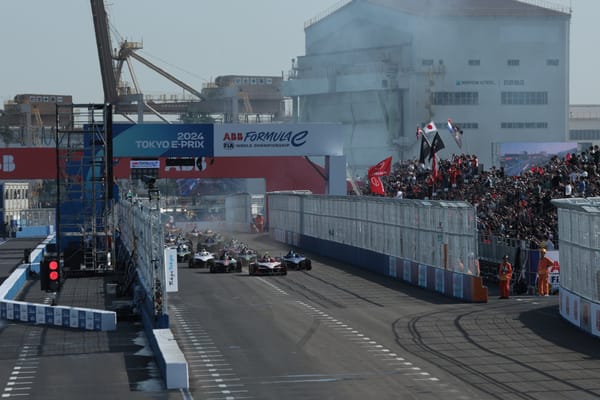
[282,0,572,174]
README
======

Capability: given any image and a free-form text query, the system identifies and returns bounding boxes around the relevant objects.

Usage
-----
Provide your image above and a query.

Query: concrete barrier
[0,263,117,331]
[153,329,189,389]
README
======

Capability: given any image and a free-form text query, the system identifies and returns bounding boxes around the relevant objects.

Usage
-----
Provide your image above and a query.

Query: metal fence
[268,194,479,275]
[552,198,600,302]
[115,192,166,318]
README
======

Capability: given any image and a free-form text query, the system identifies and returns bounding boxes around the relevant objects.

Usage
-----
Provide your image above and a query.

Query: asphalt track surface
[0,235,598,399]
[169,233,600,400]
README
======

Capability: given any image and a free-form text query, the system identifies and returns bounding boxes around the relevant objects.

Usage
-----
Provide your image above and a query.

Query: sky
[0,0,597,105]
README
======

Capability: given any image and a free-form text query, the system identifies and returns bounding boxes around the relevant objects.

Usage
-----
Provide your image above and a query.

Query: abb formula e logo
[0,155,15,172]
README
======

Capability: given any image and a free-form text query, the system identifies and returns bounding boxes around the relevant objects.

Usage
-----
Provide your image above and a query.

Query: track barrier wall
[0,235,117,331]
[552,198,600,338]
[267,193,488,303]
[115,190,189,389]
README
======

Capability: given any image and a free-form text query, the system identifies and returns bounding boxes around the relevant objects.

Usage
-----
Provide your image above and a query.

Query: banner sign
[164,247,178,292]
[213,123,344,157]
[112,123,214,158]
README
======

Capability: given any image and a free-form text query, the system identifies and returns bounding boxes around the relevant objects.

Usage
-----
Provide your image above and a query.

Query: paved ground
[0,238,175,400]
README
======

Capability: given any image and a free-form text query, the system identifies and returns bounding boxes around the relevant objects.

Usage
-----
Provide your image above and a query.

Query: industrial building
[282,0,572,174]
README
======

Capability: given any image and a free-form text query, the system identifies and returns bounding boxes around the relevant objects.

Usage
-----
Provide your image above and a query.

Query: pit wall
[268,194,487,303]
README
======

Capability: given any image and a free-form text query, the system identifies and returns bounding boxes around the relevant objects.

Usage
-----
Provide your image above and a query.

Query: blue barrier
[0,261,117,331]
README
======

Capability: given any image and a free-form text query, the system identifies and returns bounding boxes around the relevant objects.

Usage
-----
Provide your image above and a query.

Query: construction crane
[89,0,215,122]
[90,0,119,104]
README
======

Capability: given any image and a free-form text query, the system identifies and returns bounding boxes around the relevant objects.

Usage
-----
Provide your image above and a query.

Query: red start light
[48,260,59,281]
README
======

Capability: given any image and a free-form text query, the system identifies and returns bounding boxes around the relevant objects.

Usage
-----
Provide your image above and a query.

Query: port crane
[90,0,239,122]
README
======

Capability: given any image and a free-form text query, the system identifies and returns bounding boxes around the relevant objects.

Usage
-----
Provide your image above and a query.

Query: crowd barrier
[0,264,116,331]
[273,229,488,302]
[268,193,487,303]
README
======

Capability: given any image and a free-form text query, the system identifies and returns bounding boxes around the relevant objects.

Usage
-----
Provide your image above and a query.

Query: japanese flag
[424,121,437,134]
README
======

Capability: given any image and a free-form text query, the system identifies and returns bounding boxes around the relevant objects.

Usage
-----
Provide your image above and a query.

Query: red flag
[369,176,385,195]
[368,156,392,178]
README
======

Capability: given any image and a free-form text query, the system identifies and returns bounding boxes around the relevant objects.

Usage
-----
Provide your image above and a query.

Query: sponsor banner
[418,264,428,288]
[592,302,600,338]
[403,259,411,282]
[559,289,580,326]
[112,123,214,158]
[388,257,398,278]
[213,123,344,157]
[581,299,592,333]
[546,250,560,293]
[0,148,57,179]
[435,268,444,293]
[164,247,178,292]
[453,273,464,299]
[130,159,160,169]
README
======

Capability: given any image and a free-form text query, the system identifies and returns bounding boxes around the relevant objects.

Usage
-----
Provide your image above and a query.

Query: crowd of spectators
[354,145,600,249]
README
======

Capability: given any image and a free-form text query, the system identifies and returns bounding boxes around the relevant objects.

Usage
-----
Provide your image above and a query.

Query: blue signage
[112,124,214,158]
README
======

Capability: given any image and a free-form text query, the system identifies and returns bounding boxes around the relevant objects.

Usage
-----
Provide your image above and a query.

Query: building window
[570,130,600,140]
[501,91,548,105]
[57,96,63,103]
[454,122,478,129]
[503,80,525,86]
[547,59,559,66]
[266,78,273,84]
[468,59,480,66]
[507,59,520,66]
[501,122,548,129]
[431,92,478,105]
[422,59,434,66]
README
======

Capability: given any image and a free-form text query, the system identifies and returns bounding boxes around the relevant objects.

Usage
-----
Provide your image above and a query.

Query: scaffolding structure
[55,103,114,273]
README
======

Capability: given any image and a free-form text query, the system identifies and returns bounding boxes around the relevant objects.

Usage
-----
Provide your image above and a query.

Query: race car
[188,248,215,268]
[282,249,312,271]
[188,226,201,238]
[237,247,258,267]
[248,252,287,276]
[209,250,241,273]
[198,235,219,252]
[176,242,192,262]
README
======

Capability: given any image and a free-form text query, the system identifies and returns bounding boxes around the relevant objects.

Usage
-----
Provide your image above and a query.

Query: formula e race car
[248,253,287,276]
[237,247,258,267]
[282,250,312,271]
[176,242,192,262]
[209,250,241,273]
[188,249,215,268]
